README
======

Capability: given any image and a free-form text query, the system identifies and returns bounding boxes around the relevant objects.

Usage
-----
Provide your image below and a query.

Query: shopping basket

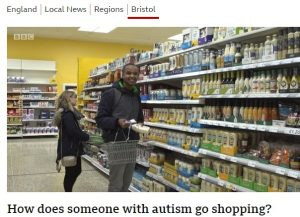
[100,127,138,165]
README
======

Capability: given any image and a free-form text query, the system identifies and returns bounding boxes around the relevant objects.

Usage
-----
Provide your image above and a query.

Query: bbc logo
[14,33,34,40]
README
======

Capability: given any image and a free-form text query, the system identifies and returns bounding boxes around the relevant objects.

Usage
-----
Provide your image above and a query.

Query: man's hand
[118,119,130,128]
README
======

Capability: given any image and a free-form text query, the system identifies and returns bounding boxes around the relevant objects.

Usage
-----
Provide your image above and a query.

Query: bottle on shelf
[255,44,259,60]
[243,44,250,59]
[250,43,256,59]
[276,69,283,93]
[239,101,245,122]
[238,70,245,94]
[235,43,242,65]
[282,28,289,59]
[235,71,240,94]
[216,50,222,68]
[243,71,250,94]
[251,71,258,93]
[258,43,264,60]
[265,70,271,93]
[290,67,299,92]
[272,34,278,59]
[264,35,272,56]
[229,71,236,94]
[220,49,225,68]
[279,69,289,93]
[257,101,263,123]
[224,43,230,63]
[294,27,300,54]
[216,73,222,94]
[243,101,249,123]
[277,29,284,60]
[229,42,236,63]
[270,70,277,93]
[252,100,258,124]
[247,100,254,124]
[288,27,295,55]
[259,71,266,93]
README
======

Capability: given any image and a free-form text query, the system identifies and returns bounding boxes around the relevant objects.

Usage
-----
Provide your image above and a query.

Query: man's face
[123,65,139,86]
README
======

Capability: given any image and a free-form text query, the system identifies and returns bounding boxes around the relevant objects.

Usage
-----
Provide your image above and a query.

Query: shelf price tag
[275,168,286,175]
[218,180,225,187]
[248,125,256,130]
[228,123,235,128]
[269,127,278,133]
[257,126,266,132]
[247,161,256,168]
[230,157,238,163]
[287,171,299,179]
[285,128,300,136]
[201,149,208,155]
[240,124,247,129]
[201,174,207,180]
[219,154,226,160]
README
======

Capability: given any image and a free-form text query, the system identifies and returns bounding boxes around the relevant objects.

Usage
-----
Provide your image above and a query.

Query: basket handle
[113,124,132,143]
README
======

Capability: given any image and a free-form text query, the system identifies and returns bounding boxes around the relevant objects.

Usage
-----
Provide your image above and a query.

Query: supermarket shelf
[198,149,300,180]
[7,98,20,100]
[8,82,57,86]
[200,93,300,99]
[22,98,56,101]
[7,107,21,109]
[141,99,204,105]
[7,92,22,94]
[7,134,23,138]
[146,171,187,192]
[128,185,140,192]
[22,92,57,94]
[144,122,204,134]
[137,57,300,84]
[7,116,22,118]
[22,119,53,122]
[199,119,300,136]
[137,28,280,66]
[89,69,116,79]
[82,155,109,175]
[7,123,22,126]
[22,133,58,137]
[136,160,150,168]
[83,108,98,112]
[198,173,254,192]
[83,98,99,101]
[23,106,55,109]
[85,118,96,124]
[83,85,112,91]
[146,140,202,158]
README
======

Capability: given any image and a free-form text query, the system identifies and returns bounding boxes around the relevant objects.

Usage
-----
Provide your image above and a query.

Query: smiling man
[95,63,144,192]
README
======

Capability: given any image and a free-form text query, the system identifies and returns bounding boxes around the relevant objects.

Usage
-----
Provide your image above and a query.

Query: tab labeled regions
[92,5,125,15]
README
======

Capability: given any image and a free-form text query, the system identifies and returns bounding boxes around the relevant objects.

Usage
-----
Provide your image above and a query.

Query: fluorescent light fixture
[168,33,182,41]
[94,27,116,33]
[78,26,116,33]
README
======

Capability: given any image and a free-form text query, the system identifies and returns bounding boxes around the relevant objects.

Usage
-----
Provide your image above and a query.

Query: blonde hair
[53,90,77,126]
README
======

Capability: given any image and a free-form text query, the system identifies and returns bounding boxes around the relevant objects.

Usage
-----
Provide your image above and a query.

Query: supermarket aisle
[7,138,109,192]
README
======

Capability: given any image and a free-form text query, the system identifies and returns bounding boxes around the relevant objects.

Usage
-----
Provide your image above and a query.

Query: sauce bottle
[288,27,295,55]
[239,101,245,122]
[247,100,254,124]
[294,27,300,54]
[229,42,236,63]
[271,102,279,120]
[216,73,222,94]
[235,71,240,94]
[235,43,242,64]
[243,101,249,123]
[252,100,258,124]
[224,43,230,63]
[251,72,258,93]
[233,101,239,123]
[270,70,277,93]
[290,67,299,91]
[229,71,236,94]
[282,29,289,59]
[280,69,289,93]
[260,71,266,93]
[272,34,278,59]
[276,69,283,93]
[257,101,263,123]
[244,71,250,93]
[250,43,256,59]
[264,36,272,56]
[216,50,222,68]
[277,30,284,60]
[255,44,259,60]
[220,49,225,68]
[243,44,250,59]
[262,101,268,125]
[265,70,271,93]
[239,71,245,94]
[201,75,206,95]
[259,43,264,60]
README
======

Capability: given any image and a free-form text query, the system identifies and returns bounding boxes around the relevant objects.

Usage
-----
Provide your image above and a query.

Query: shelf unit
[142,99,204,104]
[198,173,254,192]
[136,27,300,192]
[144,141,202,158]
[144,122,204,134]
[7,59,58,138]
[146,171,188,192]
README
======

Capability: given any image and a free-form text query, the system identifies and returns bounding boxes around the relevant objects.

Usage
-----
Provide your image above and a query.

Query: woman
[53,90,89,192]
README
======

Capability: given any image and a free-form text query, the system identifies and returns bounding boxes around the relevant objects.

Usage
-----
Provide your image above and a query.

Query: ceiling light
[168,33,182,41]
[78,26,116,33]
[94,27,116,33]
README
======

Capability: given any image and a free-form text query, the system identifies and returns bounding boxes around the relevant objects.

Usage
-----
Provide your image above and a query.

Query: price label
[201,149,208,155]
[240,124,247,129]
[218,181,225,187]
[219,154,226,160]
[248,125,257,130]
[230,157,238,163]
[257,126,266,132]
[275,168,285,175]
[228,123,235,128]
[247,161,256,168]
[285,128,300,136]
[287,171,299,179]
[219,122,226,127]
[269,127,278,133]
[201,174,207,180]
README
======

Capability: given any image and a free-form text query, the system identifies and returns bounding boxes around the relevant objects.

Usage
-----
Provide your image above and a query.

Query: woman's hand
[118,119,130,128]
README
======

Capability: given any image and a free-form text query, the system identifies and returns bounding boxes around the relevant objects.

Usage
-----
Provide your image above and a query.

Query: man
[95,63,144,192]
